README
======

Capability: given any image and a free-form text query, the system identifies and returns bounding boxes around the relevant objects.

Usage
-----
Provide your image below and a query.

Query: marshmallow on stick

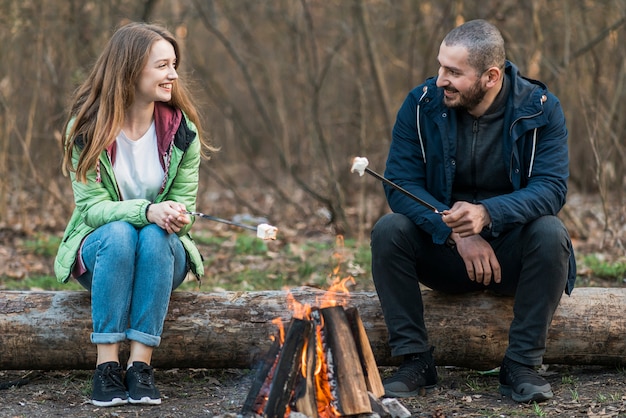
[256,223,278,240]
[186,211,278,240]
[349,156,442,215]
[351,157,369,176]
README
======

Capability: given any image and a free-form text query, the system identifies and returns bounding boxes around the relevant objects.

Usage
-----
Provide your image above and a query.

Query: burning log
[345,307,385,398]
[318,306,371,415]
[251,318,313,417]
[2,287,626,371]
[241,305,381,418]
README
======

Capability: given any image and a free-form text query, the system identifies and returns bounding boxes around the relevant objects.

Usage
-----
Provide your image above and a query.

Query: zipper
[507,109,543,182]
[471,119,479,201]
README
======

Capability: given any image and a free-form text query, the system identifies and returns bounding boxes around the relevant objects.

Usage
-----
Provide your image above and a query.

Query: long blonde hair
[62,22,213,182]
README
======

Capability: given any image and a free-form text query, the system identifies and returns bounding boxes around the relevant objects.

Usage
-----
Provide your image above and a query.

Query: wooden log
[320,306,371,415]
[345,307,385,398]
[241,338,281,416]
[262,318,312,418]
[293,327,319,418]
[1,287,626,370]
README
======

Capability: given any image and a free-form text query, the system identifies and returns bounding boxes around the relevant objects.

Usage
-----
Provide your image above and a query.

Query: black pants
[371,213,571,366]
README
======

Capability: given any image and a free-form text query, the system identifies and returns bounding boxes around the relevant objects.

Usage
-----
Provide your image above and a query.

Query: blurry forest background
[0,0,625,246]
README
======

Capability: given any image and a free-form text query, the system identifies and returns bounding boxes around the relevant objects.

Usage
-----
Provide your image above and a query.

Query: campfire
[241,237,395,418]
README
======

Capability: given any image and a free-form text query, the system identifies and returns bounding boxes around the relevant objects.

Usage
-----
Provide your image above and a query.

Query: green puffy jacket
[54,102,204,283]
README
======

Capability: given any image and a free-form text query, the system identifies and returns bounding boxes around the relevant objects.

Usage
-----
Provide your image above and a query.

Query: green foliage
[0,231,377,293]
[234,234,269,255]
[464,376,482,391]
[532,401,546,416]
[0,275,83,291]
[190,233,229,247]
[561,374,577,385]
[581,254,626,281]
[21,234,62,257]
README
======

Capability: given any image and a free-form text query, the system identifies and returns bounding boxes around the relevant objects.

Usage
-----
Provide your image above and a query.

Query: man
[371,19,576,403]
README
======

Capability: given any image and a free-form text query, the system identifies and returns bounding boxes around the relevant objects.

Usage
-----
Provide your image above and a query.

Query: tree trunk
[1,287,625,370]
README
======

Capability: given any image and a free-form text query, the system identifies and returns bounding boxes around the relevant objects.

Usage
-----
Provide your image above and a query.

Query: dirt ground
[1,193,626,417]
[1,363,626,417]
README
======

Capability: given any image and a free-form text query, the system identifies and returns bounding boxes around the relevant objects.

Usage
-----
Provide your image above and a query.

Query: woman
[54,22,214,407]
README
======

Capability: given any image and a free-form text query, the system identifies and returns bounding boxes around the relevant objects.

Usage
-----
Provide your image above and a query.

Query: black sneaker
[125,361,162,405]
[383,347,437,398]
[91,361,128,407]
[499,356,553,403]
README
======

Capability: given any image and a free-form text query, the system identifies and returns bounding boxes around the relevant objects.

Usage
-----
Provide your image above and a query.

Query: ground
[1,192,625,417]
[1,364,626,417]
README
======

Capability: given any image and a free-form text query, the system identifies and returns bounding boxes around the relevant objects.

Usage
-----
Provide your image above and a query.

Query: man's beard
[443,78,487,111]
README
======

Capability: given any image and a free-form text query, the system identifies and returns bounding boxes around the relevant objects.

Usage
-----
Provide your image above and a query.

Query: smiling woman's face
[135,39,178,105]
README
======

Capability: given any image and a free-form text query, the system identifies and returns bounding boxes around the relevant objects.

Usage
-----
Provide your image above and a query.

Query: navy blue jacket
[384,61,576,293]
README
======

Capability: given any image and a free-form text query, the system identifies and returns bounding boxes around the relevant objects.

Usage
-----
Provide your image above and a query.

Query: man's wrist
[445,233,456,248]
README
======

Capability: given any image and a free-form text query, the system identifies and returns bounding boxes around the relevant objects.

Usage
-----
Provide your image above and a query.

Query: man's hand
[442,201,491,237]
[146,201,190,234]
[451,233,501,285]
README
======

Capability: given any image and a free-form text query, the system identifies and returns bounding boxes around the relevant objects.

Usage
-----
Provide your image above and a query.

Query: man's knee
[372,213,415,238]
[371,213,414,242]
[371,213,423,260]
[524,215,570,249]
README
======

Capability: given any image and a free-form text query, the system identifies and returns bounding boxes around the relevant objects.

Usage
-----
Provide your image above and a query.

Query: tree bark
[1,287,625,370]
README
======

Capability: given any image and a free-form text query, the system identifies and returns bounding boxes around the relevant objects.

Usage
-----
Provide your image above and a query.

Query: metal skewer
[351,157,443,215]
[185,211,257,231]
[186,211,278,240]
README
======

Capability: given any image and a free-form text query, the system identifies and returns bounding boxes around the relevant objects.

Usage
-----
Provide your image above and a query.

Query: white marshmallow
[350,157,369,176]
[257,223,278,240]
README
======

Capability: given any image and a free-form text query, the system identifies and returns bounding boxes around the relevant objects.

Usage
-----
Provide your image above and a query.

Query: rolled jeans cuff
[126,329,161,347]
[91,332,126,345]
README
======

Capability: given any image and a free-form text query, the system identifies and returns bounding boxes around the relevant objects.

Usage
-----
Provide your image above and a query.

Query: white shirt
[113,121,164,201]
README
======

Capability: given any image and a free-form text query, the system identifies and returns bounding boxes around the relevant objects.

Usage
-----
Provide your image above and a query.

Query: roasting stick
[185,211,278,240]
[350,157,443,216]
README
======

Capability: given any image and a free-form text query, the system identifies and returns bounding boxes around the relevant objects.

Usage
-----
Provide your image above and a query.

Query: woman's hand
[146,201,190,234]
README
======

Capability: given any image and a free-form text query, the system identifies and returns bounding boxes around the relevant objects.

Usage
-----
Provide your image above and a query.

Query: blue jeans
[371,213,570,365]
[77,221,188,347]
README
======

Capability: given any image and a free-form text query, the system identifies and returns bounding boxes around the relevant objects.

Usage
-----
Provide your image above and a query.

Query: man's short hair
[443,19,506,75]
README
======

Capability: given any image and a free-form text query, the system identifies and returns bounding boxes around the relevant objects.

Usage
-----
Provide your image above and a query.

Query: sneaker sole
[91,397,128,407]
[499,384,553,403]
[129,396,162,405]
[384,384,436,398]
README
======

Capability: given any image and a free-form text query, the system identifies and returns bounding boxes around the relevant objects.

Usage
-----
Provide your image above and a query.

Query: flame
[287,291,311,320]
[271,317,285,345]
[318,235,355,309]
[312,312,340,418]
[261,235,353,417]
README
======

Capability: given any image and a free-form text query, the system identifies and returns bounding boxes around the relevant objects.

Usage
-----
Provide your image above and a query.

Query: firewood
[293,327,318,418]
[262,319,312,418]
[320,306,371,415]
[241,339,281,415]
[345,307,385,398]
[2,287,626,370]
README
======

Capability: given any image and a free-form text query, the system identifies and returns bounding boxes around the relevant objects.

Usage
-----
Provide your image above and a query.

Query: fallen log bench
[1,287,625,371]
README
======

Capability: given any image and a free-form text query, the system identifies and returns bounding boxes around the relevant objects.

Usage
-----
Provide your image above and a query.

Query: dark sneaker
[125,361,162,405]
[383,347,437,398]
[499,356,553,403]
[91,361,128,407]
